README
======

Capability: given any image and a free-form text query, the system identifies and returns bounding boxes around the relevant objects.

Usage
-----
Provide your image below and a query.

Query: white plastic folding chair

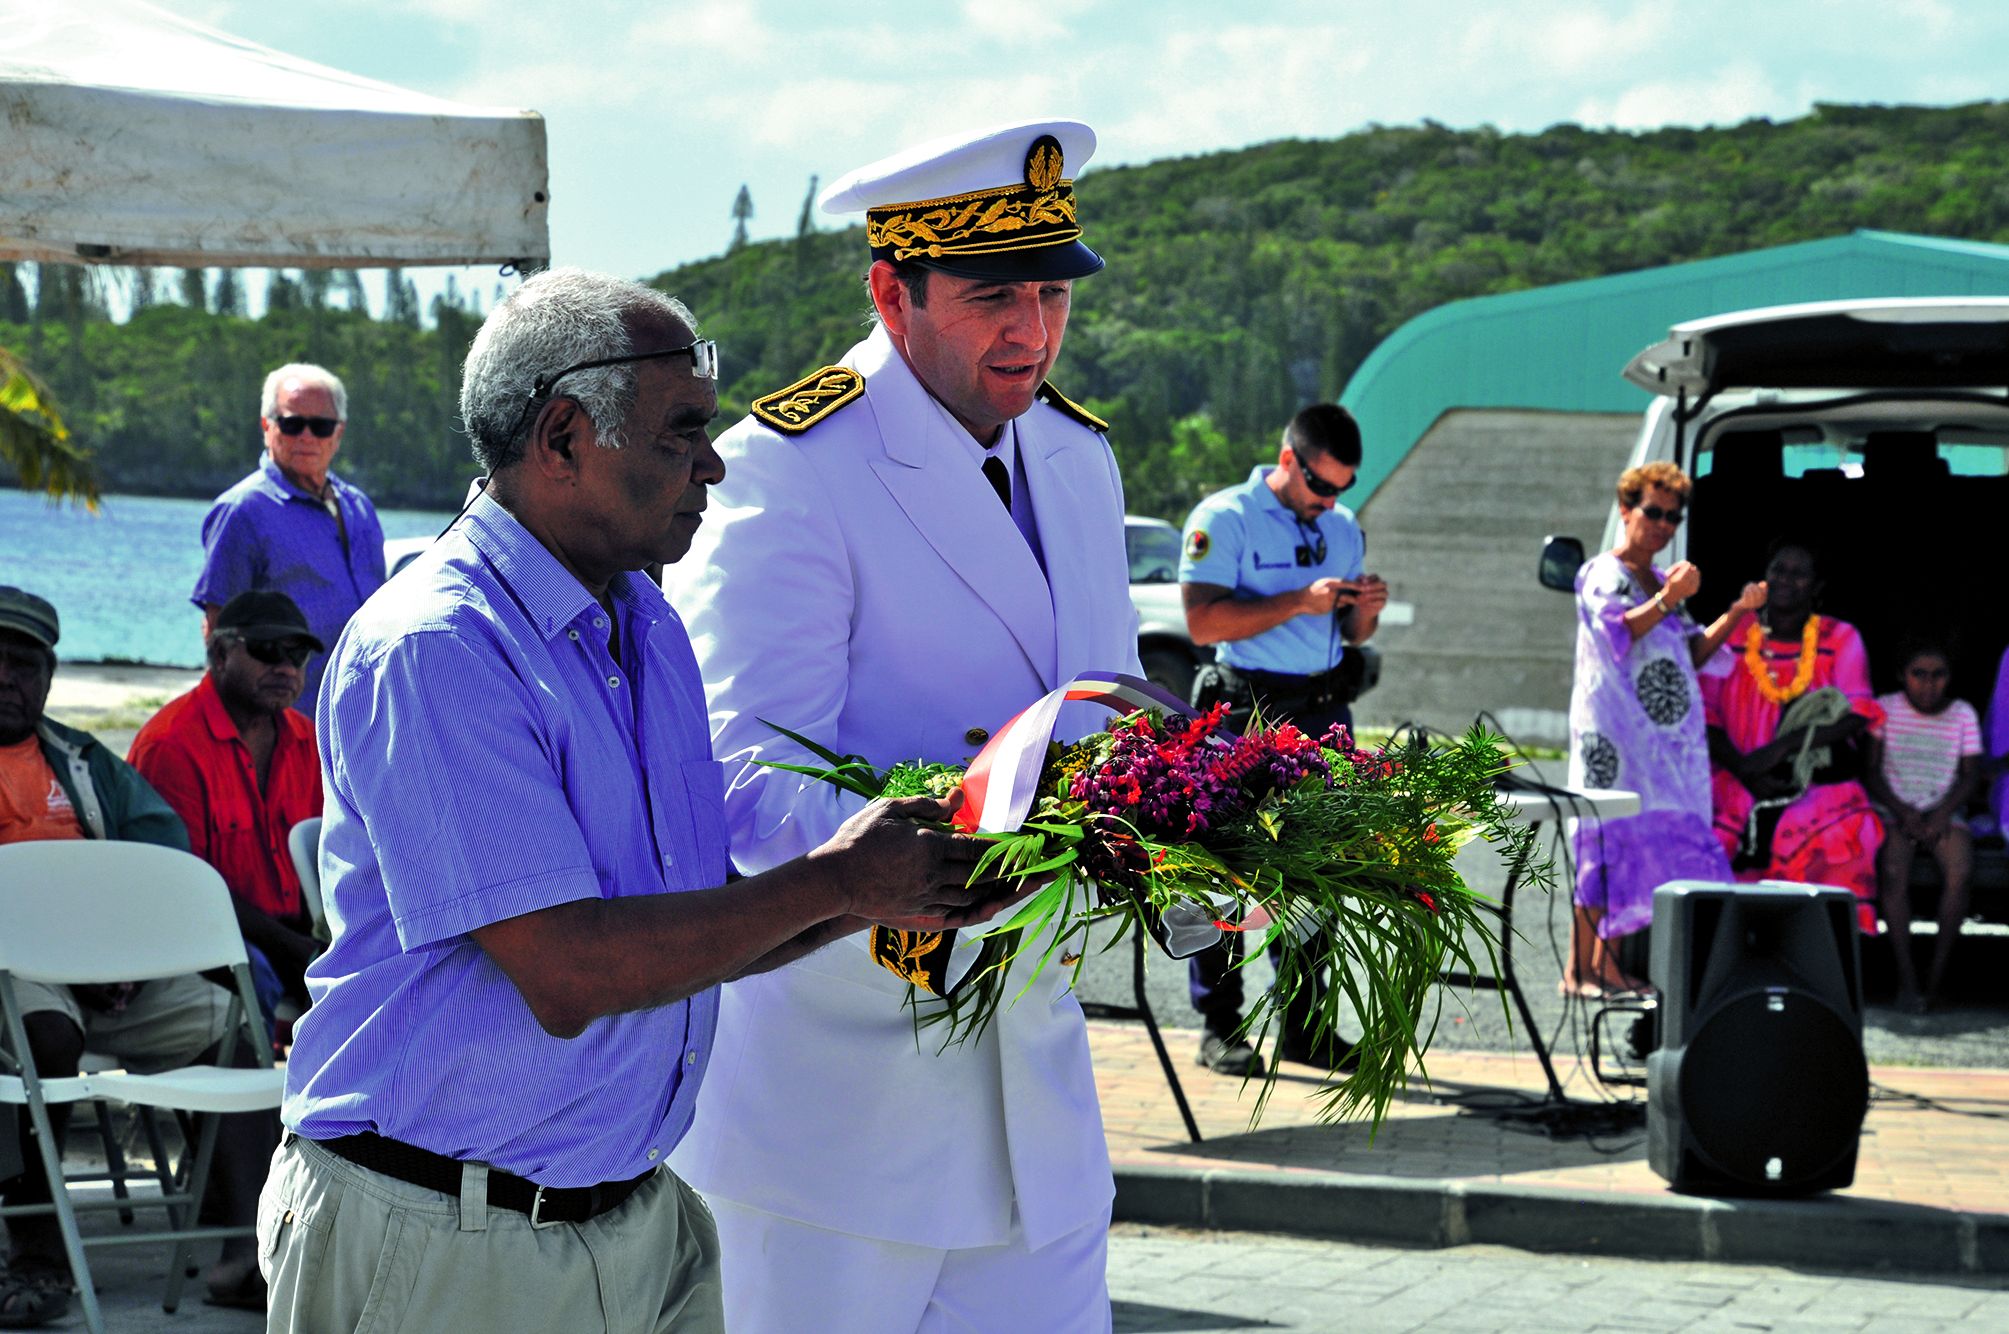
[0,840,284,1334]
[287,816,327,942]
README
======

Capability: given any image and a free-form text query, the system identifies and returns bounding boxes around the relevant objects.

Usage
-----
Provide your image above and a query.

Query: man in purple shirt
[191,362,386,710]
[258,269,1013,1334]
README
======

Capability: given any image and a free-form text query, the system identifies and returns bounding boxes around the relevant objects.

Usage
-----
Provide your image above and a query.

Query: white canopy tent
[0,0,548,270]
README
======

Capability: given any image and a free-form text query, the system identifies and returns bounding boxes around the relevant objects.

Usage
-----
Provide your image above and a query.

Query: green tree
[731,184,754,251]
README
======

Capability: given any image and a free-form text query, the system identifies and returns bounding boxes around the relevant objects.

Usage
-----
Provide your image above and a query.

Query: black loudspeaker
[1647,882,1869,1196]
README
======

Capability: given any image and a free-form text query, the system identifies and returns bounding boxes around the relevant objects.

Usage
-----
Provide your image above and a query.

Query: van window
[1934,430,2009,476]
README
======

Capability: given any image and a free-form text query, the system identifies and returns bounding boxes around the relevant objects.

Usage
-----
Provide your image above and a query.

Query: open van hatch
[1624,298,2009,399]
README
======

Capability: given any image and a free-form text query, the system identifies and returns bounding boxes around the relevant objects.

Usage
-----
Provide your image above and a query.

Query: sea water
[0,486,454,667]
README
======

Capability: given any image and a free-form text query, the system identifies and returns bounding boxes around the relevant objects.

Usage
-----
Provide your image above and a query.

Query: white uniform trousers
[708,1196,1113,1334]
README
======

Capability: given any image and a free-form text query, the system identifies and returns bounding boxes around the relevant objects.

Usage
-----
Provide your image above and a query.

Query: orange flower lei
[1743,615,1821,704]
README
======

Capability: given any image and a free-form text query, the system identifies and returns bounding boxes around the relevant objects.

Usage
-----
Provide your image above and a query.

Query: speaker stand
[1441,789,1649,1139]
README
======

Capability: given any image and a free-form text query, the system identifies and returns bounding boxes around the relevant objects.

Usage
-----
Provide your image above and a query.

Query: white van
[1541,297,2009,907]
[1546,297,2009,697]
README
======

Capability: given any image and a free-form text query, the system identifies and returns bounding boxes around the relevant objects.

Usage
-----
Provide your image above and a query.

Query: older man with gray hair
[257,269,1018,1333]
[192,361,385,709]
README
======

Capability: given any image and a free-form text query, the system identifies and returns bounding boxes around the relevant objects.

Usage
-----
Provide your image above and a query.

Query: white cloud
[1573,63,1785,130]
[956,0,1105,44]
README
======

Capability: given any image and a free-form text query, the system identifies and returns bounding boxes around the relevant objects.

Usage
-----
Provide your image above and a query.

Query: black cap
[0,586,59,651]
[214,591,324,650]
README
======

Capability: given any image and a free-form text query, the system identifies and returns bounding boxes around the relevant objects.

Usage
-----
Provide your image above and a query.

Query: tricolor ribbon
[871,673,1234,993]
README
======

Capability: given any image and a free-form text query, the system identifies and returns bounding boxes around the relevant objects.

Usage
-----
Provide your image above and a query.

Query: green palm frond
[0,346,97,508]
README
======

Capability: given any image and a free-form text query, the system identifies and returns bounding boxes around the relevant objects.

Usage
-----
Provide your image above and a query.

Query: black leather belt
[311,1132,654,1226]
[1220,663,1346,698]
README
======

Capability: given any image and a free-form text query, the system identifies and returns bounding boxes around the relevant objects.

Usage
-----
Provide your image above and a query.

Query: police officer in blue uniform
[1179,402,1388,1075]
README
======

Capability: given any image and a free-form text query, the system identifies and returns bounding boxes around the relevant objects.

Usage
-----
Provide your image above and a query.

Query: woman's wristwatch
[1653,590,1676,616]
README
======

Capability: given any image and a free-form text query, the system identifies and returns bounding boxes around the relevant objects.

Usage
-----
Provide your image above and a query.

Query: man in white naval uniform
[666,120,1139,1332]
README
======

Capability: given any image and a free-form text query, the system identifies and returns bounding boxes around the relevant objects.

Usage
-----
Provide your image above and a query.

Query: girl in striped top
[1866,643,1983,1013]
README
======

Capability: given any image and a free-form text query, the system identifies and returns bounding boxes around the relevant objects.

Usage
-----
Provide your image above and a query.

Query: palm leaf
[0,346,97,508]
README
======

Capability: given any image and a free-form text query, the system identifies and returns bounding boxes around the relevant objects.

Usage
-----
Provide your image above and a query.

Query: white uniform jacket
[664,324,1141,1252]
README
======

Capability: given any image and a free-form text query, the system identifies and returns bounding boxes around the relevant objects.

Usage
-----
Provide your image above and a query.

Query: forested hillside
[8,101,2009,515]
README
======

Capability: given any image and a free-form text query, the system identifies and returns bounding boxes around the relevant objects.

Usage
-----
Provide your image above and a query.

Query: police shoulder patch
[1035,381,1108,433]
[1186,529,1210,561]
[749,366,864,434]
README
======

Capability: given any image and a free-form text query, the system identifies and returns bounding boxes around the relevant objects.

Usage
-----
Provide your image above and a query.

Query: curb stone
[1113,1164,2009,1276]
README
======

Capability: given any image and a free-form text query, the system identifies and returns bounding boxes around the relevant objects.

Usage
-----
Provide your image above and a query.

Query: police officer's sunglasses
[503,341,720,448]
[1288,448,1356,498]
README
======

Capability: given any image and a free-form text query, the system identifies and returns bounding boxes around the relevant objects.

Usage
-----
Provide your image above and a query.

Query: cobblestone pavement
[1107,1224,2009,1333]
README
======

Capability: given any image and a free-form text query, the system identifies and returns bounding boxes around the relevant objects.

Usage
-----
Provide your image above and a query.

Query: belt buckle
[528,1184,559,1229]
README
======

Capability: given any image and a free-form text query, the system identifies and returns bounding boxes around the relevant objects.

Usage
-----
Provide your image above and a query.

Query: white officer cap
[819,118,1104,282]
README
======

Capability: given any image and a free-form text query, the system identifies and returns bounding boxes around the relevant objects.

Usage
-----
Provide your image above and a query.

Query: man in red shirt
[130,590,324,1023]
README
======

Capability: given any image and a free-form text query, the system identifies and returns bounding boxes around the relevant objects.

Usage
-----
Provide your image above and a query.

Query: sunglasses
[236,638,315,669]
[1290,450,1356,498]
[1639,504,1684,525]
[274,416,341,438]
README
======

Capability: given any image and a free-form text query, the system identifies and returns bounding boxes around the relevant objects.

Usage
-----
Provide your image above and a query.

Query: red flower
[1211,918,1244,932]
[1423,824,1440,844]
[1415,891,1438,915]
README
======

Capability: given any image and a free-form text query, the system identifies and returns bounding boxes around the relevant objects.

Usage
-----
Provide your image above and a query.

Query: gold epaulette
[1036,381,1107,433]
[870,925,955,995]
[749,366,864,434]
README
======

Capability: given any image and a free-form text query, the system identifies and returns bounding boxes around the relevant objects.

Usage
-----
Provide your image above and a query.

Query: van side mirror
[1538,535,1585,592]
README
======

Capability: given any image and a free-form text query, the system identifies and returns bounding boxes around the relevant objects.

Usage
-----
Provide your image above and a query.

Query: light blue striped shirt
[283,491,724,1187]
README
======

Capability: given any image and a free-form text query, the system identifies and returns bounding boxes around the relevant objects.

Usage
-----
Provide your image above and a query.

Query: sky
[136,0,2009,316]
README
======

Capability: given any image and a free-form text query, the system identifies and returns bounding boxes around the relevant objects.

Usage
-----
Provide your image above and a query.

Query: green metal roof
[1338,230,2009,503]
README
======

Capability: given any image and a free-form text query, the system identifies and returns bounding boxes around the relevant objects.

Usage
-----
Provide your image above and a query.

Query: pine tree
[0,263,28,324]
[301,269,331,310]
[129,267,157,313]
[336,269,369,317]
[731,184,754,251]
[796,175,819,239]
[179,268,208,309]
[265,270,302,313]
[212,268,246,317]
[384,268,421,328]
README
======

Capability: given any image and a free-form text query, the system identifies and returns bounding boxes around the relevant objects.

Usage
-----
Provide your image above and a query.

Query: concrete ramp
[1354,408,1638,749]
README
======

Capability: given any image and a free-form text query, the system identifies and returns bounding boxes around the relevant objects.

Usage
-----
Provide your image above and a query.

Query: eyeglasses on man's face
[503,341,721,449]
[274,415,341,439]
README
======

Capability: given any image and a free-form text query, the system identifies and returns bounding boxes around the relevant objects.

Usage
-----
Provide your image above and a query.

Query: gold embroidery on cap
[866,185,1079,263]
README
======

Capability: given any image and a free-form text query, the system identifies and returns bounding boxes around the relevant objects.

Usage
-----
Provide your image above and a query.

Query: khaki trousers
[259,1135,723,1334]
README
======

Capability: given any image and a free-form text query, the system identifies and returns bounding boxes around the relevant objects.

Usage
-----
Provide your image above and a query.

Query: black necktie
[982,454,1011,512]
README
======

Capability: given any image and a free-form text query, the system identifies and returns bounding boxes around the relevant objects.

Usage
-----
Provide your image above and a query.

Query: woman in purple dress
[1564,461,1764,995]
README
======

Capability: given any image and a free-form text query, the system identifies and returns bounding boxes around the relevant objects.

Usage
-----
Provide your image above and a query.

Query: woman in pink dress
[1702,543,1886,932]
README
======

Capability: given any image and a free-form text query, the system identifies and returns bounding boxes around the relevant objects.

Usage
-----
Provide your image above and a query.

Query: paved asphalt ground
[1107,1224,2009,1333]
[60,1215,2009,1332]
[1072,815,2009,1081]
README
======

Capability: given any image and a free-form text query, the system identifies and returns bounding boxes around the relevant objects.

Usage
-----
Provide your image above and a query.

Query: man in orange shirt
[130,591,325,1023]
[0,587,272,1324]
